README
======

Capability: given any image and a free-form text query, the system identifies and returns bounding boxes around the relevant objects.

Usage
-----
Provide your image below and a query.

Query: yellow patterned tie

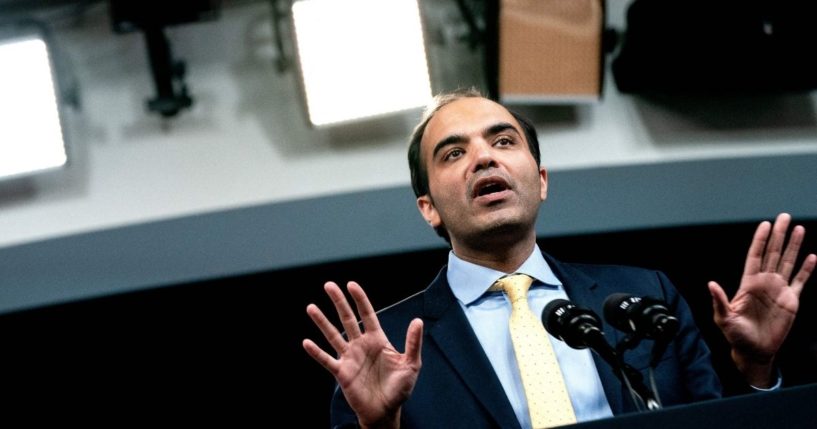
[493,273,576,428]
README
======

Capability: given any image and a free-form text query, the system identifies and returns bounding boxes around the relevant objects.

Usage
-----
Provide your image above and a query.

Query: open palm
[303,281,423,428]
[709,213,816,384]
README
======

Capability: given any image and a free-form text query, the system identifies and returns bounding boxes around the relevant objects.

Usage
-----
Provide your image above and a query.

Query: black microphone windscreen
[603,293,680,341]
[603,293,639,333]
[542,298,572,338]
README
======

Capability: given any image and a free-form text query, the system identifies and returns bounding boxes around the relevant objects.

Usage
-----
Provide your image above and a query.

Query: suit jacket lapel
[543,252,626,415]
[423,269,522,429]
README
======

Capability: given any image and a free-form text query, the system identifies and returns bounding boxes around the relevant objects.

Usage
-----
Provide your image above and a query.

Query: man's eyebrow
[486,122,520,137]
[432,134,467,159]
[431,122,521,159]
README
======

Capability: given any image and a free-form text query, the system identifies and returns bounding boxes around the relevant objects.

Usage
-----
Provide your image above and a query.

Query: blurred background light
[0,34,67,180]
[291,0,432,127]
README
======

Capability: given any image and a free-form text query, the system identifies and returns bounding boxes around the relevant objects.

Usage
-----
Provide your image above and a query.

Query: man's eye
[444,148,464,161]
[495,137,513,146]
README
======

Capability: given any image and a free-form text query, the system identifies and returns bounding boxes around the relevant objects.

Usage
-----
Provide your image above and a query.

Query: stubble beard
[450,206,538,254]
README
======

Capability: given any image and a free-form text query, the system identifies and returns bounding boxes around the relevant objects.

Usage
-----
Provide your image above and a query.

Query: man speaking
[302,90,815,429]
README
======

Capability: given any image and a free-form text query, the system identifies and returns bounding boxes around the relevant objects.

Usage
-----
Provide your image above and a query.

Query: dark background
[0,219,814,425]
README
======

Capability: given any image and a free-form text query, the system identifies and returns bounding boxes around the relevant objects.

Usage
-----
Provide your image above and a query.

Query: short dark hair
[407,88,542,241]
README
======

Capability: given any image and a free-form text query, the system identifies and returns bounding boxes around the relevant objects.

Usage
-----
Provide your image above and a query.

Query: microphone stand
[614,334,662,411]
[543,300,663,412]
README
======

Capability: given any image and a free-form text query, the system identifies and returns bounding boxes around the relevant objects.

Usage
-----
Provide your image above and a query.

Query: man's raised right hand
[303,281,423,429]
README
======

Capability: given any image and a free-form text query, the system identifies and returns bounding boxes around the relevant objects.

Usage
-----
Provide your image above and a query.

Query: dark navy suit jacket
[330,253,722,428]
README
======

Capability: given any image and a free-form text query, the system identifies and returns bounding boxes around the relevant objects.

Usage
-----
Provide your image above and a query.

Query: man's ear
[417,195,441,227]
[539,166,548,201]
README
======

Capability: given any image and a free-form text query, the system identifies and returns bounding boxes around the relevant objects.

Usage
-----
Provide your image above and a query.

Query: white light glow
[292,0,432,126]
[0,36,67,180]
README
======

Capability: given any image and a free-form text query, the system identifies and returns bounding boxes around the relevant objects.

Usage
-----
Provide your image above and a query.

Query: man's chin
[458,219,531,246]
[480,210,530,231]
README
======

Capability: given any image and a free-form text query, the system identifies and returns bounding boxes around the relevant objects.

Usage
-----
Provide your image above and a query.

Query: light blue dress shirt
[447,246,614,429]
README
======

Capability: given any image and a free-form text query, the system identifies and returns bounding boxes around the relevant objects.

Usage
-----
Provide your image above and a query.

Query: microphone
[542,299,616,367]
[603,293,679,342]
[542,298,662,411]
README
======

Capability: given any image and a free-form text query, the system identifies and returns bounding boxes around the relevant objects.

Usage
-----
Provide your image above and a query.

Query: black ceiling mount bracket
[108,0,221,118]
[142,25,192,118]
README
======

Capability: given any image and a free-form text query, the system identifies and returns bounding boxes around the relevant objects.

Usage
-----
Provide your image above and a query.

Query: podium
[570,383,817,429]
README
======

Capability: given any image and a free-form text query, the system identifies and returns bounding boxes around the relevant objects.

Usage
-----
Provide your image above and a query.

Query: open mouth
[472,177,510,198]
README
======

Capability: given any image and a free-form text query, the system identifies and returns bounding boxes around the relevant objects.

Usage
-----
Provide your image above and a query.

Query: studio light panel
[292,0,432,127]
[0,34,67,180]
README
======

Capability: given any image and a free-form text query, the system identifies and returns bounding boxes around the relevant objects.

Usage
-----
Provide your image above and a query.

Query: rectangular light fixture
[292,0,432,127]
[0,30,68,180]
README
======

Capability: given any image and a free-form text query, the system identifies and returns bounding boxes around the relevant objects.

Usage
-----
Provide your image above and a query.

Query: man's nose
[471,142,497,172]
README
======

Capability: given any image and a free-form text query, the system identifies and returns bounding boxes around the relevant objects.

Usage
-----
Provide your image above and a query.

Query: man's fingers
[303,338,341,375]
[790,253,817,298]
[404,318,424,368]
[306,303,349,355]
[708,281,730,324]
[762,213,791,272]
[779,224,805,280]
[347,281,382,334]
[744,220,771,276]
[325,281,362,339]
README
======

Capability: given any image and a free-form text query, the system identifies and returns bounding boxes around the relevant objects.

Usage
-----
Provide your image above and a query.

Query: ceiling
[0,0,92,15]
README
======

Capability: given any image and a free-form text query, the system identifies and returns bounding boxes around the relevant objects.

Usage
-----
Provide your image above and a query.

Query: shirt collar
[447,244,562,306]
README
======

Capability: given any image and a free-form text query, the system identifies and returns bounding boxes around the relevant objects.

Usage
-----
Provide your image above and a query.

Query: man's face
[416,97,547,249]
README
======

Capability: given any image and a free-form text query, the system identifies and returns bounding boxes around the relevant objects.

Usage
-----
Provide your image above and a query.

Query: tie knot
[492,273,534,302]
